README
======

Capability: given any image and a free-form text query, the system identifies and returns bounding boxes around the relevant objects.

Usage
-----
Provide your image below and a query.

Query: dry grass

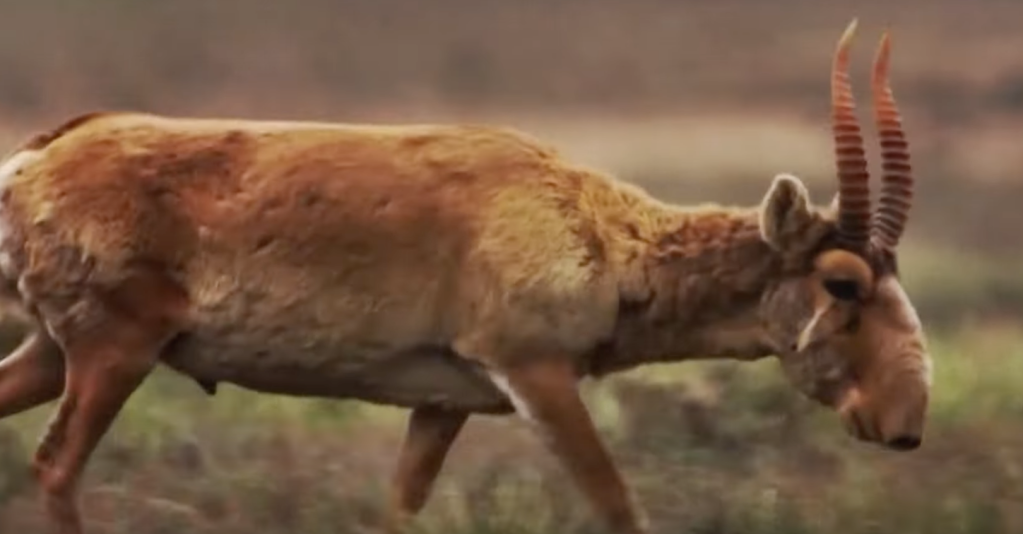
[1,326,1022,534]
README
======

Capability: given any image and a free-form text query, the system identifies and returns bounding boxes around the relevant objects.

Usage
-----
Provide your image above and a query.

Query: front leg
[489,358,648,534]
[386,405,468,531]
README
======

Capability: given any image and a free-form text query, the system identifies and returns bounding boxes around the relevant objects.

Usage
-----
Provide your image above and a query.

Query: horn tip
[835,18,859,63]
[840,17,859,46]
[874,28,893,78]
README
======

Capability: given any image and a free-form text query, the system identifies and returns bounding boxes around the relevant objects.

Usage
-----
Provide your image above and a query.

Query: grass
[1,321,1021,533]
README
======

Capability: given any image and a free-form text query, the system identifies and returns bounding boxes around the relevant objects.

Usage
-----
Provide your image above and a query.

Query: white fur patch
[488,371,535,422]
[0,151,41,275]
[882,276,933,388]
[0,150,41,189]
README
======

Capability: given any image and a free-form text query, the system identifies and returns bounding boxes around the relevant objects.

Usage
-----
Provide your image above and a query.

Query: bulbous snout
[838,367,929,451]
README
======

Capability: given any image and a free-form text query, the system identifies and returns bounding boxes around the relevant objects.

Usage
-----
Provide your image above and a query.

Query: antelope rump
[0,19,928,534]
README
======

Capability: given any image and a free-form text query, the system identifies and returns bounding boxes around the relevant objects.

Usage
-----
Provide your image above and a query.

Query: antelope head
[756,20,930,451]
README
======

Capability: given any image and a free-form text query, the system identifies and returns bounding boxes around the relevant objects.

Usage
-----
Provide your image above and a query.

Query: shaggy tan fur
[0,109,929,534]
[0,113,824,407]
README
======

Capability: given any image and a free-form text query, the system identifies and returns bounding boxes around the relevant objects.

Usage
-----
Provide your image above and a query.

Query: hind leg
[34,329,163,534]
[0,331,64,419]
[28,268,186,534]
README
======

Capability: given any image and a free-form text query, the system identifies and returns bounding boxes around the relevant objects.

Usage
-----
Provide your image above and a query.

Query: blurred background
[0,1,1021,533]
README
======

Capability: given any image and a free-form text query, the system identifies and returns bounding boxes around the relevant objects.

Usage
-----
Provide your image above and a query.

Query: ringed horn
[831,18,914,252]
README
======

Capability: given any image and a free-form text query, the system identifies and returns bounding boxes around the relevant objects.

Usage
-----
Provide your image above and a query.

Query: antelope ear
[759,174,814,250]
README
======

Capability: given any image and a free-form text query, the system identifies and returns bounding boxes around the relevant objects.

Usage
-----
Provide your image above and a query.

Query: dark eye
[823,279,860,301]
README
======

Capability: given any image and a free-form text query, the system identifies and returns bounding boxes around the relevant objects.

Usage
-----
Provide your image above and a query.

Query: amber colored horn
[832,19,872,249]
[870,31,913,250]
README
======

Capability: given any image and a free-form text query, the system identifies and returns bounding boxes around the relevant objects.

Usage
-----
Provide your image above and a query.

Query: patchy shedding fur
[0,108,929,534]
[0,109,928,422]
[0,113,829,411]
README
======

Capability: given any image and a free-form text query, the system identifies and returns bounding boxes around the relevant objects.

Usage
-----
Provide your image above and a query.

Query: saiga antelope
[0,20,928,534]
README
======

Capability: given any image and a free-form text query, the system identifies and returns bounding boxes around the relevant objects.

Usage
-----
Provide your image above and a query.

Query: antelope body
[0,22,930,534]
[4,115,606,413]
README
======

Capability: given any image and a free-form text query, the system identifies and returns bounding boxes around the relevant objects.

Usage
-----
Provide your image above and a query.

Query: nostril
[886,435,922,451]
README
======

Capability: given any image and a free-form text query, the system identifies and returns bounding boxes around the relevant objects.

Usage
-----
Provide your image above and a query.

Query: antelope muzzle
[838,362,930,451]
